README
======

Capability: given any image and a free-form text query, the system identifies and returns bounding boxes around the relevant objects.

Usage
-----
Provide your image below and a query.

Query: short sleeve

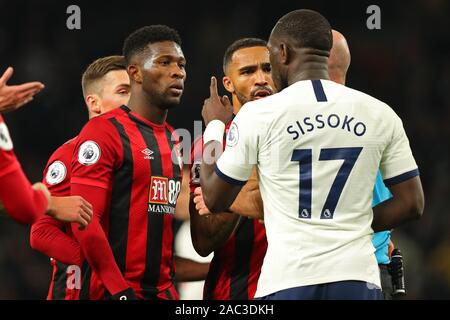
[70,117,122,189]
[216,106,258,185]
[42,141,74,196]
[380,113,419,186]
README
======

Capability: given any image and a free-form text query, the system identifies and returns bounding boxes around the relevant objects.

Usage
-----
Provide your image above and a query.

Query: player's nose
[171,65,185,79]
[254,70,268,86]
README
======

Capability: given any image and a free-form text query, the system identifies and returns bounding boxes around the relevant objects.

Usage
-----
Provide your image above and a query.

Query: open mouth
[253,89,271,99]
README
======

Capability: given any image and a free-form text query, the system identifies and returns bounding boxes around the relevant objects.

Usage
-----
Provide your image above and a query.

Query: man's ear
[280,43,290,65]
[223,76,234,94]
[85,94,101,115]
[128,65,142,84]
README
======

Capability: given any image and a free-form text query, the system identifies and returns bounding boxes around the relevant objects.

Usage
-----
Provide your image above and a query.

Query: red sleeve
[30,215,81,265]
[189,136,203,193]
[0,168,48,224]
[0,115,48,224]
[71,117,121,189]
[42,139,75,195]
[0,115,19,177]
[71,184,128,295]
[70,117,128,295]
[30,141,80,264]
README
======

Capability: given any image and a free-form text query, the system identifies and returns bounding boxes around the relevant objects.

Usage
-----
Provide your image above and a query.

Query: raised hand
[0,67,45,113]
[201,76,233,126]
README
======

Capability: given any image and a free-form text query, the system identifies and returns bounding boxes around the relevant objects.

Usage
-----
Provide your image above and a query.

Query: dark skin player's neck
[287,48,330,86]
[127,87,168,125]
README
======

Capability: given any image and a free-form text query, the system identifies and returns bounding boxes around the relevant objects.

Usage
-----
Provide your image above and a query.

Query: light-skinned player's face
[98,70,130,112]
[223,46,275,106]
[140,41,186,109]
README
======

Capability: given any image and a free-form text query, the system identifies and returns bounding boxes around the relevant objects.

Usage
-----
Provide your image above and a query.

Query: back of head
[122,25,181,65]
[328,30,351,85]
[223,37,267,74]
[81,55,126,98]
[271,9,332,53]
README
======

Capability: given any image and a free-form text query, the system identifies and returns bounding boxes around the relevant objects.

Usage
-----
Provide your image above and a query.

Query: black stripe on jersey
[108,118,133,274]
[311,79,327,102]
[130,114,163,298]
[164,288,174,300]
[170,218,178,281]
[230,217,254,300]
[165,127,180,283]
[79,260,91,300]
[51,262,68,300]
[204,259,221,300]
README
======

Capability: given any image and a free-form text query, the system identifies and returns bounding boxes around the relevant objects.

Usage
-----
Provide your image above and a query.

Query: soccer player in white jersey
[199,9,424,300]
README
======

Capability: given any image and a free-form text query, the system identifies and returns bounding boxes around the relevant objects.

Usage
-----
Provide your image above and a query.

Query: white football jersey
[216,79,419,298]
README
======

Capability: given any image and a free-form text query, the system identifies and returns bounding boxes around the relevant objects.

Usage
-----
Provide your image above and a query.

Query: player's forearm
[0,168,47,224]
[229,179,263,219]
[372,199,423,232]
[189,194,240,257]
[174,256,210,282]
[372,177,424,232]
[72,220,129,294]
[200,140,229,212]
[30,218,81,265]
[71,183,129,295]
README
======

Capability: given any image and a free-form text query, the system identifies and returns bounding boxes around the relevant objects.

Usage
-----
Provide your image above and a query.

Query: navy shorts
[257,280,383,300]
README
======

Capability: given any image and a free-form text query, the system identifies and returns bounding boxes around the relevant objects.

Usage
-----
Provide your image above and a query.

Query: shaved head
[328,30,351,85]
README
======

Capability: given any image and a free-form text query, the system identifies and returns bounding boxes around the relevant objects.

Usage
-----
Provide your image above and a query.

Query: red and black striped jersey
[204,218,267,300]
[36,137,81,300]
[189,121,268,300]
[71,105,182,300]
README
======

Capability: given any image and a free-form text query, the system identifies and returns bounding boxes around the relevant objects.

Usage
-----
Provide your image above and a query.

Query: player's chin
[161,96,182,109]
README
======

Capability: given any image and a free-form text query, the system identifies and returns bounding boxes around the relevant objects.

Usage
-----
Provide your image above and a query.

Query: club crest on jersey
[46,161,67,185]
[78,140,100,166]
[0,122,13,151]
[226,122,239,147]
[191,161,201,184]
[148,176,181,215]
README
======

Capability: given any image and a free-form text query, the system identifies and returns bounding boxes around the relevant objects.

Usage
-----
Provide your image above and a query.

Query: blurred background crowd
[0,0,448,299]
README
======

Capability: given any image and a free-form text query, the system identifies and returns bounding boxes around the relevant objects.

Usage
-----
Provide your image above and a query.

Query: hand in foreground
[47,195,94,230]
[0,67,45,113]
[201,76,233,126]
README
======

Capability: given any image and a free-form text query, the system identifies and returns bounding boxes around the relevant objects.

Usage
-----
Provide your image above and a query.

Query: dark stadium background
[0,0,448,299]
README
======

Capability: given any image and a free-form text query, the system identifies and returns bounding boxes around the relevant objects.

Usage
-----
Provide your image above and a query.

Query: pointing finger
[209,76,218,98]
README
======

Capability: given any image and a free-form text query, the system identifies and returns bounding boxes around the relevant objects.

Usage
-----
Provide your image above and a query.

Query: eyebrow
[156,54,186,61]
[238,65,257,72]
[238,62,270,72]
[115,83,131,90]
